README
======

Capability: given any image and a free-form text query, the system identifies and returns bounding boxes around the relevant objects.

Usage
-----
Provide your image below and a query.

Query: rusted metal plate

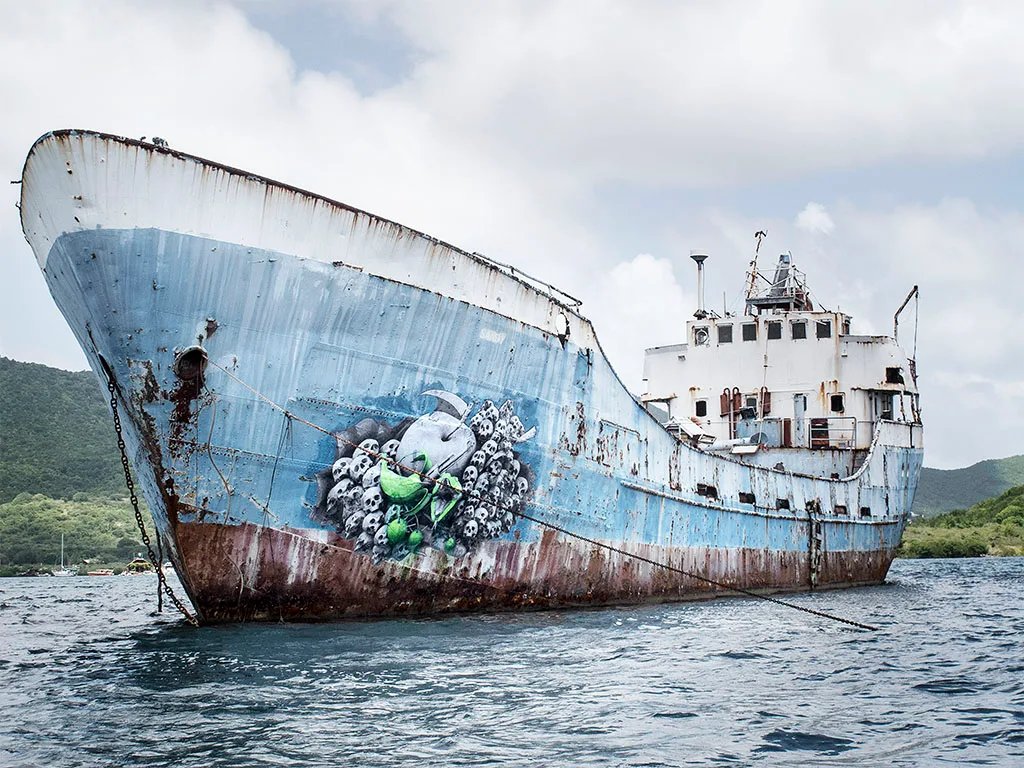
[174,515,889,623]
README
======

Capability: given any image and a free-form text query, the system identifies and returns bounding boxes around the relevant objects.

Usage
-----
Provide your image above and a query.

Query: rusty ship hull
[20,131,923,623]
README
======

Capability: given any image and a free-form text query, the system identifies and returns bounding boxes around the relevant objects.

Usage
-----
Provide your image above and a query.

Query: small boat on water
[85,569,114,577]
[19,130,923,623]
[52,533,76,577]
[122,556,155,575]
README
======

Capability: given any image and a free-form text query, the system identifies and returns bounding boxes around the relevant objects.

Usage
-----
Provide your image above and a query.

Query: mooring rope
[202,358,879,632]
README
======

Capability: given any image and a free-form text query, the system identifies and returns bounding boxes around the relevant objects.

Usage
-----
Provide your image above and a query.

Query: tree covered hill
[0,493,152,573]
[899,483,1024,558]
[0,357,123,502]
[912,456,1024,518]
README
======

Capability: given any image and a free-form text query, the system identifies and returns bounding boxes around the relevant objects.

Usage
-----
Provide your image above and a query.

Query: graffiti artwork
[312,391,536,563]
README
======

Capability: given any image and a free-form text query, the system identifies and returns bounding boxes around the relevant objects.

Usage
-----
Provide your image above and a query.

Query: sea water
[1,558,1022,767]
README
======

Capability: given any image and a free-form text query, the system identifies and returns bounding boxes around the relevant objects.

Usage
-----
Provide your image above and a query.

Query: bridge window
[695,400,707,417]
[693,326,710,346]
[830,393,845,413]
[776,498,791,511]
[742,323,757,341]
[791,321,807,340]
[886,366,904,384]
[697,483,718,499]
[739,491,755,505]
[767,321,782,340]
[834,504,848,516]
[860,506,872,519]
[717,324,733,344]
[816,320,832,338]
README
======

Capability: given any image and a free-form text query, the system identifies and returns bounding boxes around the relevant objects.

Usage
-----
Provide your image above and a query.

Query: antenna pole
[746,230,768,304]
[894,285,919,342]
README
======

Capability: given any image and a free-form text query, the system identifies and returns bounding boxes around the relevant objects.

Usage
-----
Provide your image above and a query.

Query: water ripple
[1,558,1023,766]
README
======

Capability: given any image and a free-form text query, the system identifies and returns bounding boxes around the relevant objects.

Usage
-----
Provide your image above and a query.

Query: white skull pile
[317,398,533,562]
[446,399,532,550]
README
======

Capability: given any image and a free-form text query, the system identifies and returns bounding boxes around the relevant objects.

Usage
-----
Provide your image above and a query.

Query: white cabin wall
[643,311,918,445]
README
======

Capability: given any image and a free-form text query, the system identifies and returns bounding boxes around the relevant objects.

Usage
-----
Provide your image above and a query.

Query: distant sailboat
[53,534,75,577]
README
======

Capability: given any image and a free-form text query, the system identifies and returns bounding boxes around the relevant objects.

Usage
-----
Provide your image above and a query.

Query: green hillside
[0,357,123,502]
[899,483,1024,558]
[911,456,1024,518]
[0,493,153,575]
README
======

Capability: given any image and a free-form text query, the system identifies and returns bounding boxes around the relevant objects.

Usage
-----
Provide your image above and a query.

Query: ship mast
[744,230,769,315]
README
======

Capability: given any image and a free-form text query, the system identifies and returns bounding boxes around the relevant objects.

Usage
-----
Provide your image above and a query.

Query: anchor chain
[107,377,199,627]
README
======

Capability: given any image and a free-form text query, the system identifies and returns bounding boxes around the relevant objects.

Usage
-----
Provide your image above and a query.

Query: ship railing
[732,416,861,449]
[804,416,858,449]
[470,251,583,309]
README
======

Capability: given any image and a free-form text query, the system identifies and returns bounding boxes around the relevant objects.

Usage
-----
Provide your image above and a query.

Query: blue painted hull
[39,222,922,621]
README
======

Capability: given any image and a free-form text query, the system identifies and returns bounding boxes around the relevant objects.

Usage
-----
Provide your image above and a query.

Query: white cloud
[795,203,835,235]
[2,1,1024,468]
[379,0,1024,186]
[584,254,694,391]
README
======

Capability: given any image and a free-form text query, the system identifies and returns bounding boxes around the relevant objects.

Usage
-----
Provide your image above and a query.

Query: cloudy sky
[2,0,1022,469]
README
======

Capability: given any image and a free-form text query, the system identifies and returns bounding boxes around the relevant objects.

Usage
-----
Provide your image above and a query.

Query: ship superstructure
[644,248,921,482]
[19,131,923,623]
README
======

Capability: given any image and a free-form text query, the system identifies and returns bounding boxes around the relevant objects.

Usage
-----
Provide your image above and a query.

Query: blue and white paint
[18,131,925,619]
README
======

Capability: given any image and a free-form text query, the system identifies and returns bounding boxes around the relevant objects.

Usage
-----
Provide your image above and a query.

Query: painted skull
[474,506,489,524]
[498,400,515,420]
[344,511,365,537]
[327,482,347,512]
[349,453,373,482]
[361,461,383,489]
[470,450,487,471]
[509,415,525,439]
[374,524,390,547]
[462,518,479,540]
[494,418,510,440]
[331,457,353,483]
[482,439,498,458]
[354,438,380,461]
[362,486,384,514]
[362,511,384,533]
[469,411,488,431]
[462,465,478,486]
[355,532,374,552]
[502,512,514,530]
[516,476,530,496]
[508,459,521,478]
[343,485,364,512]
[480,400,499,421]
[381,439,401,460]
[475,418,494,441]
[485,520,501,538]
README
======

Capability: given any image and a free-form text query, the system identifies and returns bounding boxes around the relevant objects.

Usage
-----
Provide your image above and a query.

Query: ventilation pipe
[691,252,709,318]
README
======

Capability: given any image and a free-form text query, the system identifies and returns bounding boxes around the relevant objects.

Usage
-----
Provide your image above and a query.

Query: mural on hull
[312,391,536,563]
